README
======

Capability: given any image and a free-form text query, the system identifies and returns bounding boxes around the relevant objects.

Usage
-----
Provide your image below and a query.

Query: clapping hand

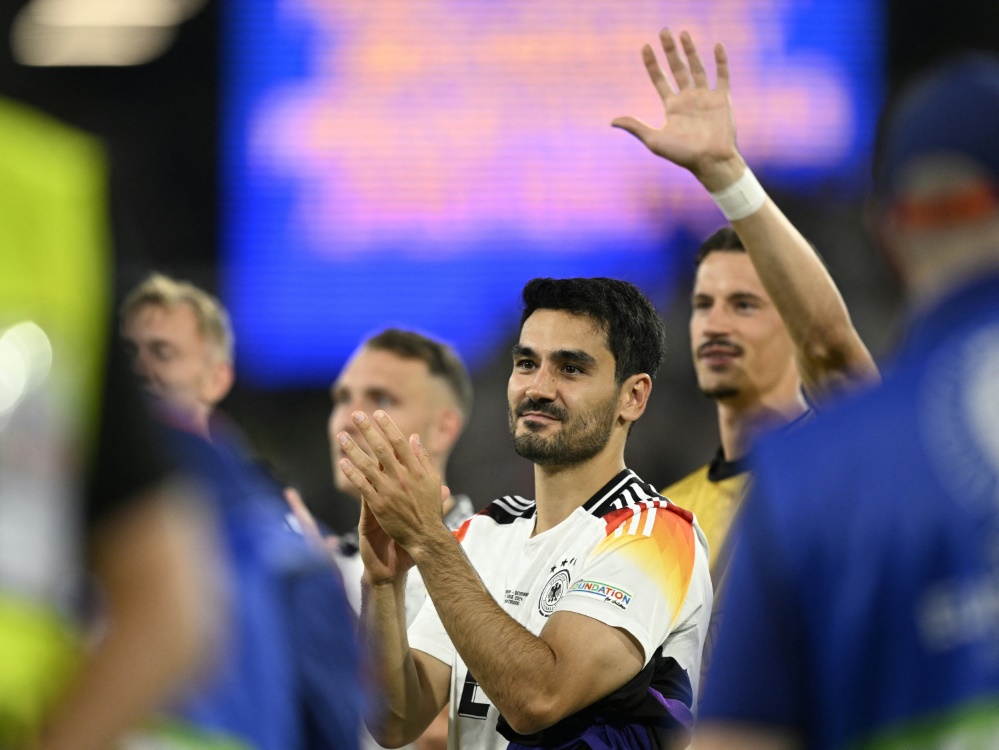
[336,410,450,584]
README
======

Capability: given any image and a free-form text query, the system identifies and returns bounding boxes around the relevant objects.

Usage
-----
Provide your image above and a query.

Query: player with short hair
[329,327,473,534]
[338,276,712,749]
[321,327,475,750]
[328,327,475,615]
[613,29,878,593]
[121,273,235,439]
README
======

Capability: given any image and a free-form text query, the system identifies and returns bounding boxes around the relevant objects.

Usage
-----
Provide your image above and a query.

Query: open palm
[613,29,740,186]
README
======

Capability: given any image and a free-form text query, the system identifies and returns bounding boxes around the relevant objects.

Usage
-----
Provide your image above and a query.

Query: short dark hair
[694,226,744,268]
[364,328,473,419]
[693,225,825,271]
[519,278,667,383]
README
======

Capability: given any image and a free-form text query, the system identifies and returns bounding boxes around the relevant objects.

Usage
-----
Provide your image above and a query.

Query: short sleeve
[557,505,705,662]
[697,466,806,728]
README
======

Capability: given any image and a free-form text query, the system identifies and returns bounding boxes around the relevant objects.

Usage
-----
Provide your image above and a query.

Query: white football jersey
[408,470,712,750]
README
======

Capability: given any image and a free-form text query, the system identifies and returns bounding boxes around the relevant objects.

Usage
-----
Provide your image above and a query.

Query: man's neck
[156,401,213,441]
[532,445,627,535]
[716,390,808,462]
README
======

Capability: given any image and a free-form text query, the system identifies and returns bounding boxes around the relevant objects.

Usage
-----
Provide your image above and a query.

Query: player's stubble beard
[508,392,619,467]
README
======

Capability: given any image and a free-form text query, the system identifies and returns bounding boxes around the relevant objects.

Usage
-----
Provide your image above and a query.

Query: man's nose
[525,365,557,402]
[702,303,732,335]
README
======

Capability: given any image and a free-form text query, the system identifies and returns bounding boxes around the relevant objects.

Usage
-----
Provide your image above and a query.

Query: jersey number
[457,669,489,719]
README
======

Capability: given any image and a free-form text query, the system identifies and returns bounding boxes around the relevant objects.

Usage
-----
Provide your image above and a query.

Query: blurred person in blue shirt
[694,53,999,750]
[122,273,362,750]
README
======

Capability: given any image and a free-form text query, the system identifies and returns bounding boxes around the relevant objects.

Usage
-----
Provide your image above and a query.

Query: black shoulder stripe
[478,495,536,525]
[586,472,665,519]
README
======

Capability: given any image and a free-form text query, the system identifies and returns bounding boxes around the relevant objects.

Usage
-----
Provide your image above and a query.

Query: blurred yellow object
[0,597,81,747]
[0,98,108,744]
[0,95,108,448]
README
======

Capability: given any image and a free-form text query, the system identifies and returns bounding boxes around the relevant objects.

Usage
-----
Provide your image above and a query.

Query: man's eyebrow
[512,345,597,366]
[551,349,597,366]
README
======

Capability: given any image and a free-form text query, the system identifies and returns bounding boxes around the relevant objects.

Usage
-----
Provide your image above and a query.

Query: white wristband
[709,168,767,221]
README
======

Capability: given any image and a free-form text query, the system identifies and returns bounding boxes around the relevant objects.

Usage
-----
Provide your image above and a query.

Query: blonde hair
[122,273,235,364]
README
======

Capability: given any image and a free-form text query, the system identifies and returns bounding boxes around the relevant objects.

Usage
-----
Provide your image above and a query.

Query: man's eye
[563,364,581,375]
[374,395,394,408]
[516,359,536,369]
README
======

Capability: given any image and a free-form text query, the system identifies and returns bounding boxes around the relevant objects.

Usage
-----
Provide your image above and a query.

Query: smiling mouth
[698,344,742,365]
[700,350,738,361]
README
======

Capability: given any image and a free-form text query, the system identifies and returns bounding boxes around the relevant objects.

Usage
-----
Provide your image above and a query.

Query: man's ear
[619,373,652,424]
[204,359,235,406]
[426,407,464,458]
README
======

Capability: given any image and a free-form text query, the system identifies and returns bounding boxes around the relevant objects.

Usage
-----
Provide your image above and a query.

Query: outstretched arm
[337,411,646,737]
[357,524,452,748]
[614,29,878,401]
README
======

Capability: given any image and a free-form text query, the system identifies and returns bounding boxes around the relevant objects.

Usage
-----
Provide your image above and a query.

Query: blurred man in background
[323,328,475,750]
[327,328,475,617]
[614,29,877,602]
[695,53,999,750]
[122,273,362,750]
[122,274,234,441]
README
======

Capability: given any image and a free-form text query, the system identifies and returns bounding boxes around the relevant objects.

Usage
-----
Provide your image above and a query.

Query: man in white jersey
[327,328,475,623]
[336,277,712,749]
[326,328,475,750]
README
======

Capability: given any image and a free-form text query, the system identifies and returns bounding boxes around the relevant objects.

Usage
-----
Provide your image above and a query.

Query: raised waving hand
[613,28,745,191]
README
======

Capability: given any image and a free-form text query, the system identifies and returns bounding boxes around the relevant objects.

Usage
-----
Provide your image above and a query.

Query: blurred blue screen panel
[223,0,882,386]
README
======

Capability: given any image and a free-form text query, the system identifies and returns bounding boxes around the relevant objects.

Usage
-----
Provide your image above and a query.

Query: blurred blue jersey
[699,275,999,749]
[167,427,361,750]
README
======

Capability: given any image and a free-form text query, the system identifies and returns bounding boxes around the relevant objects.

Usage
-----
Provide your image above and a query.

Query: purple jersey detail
[648,688,694,732]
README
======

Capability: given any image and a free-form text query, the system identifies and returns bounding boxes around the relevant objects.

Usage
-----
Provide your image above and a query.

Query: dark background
[2,0,996,532]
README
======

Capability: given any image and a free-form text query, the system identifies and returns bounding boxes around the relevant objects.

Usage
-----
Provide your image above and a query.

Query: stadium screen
[223,0,882,385]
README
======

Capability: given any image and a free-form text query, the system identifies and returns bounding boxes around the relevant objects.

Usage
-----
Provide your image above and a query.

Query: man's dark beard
[508,395,618,467]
